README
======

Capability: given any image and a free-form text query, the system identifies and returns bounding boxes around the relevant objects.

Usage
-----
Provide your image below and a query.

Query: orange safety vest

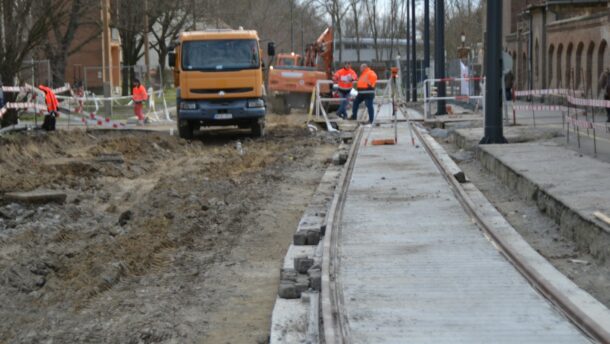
[333,67,358,90]
[38,85,58,112]
[132,85,148,103]
[356,67,378,91]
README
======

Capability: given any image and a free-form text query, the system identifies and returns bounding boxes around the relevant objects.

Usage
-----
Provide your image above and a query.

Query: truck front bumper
[178,98,266,123]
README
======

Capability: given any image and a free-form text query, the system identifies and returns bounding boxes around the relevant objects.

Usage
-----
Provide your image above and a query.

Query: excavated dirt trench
[0,114,338,343]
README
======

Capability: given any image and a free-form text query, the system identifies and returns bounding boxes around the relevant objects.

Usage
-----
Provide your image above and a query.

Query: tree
[149,0,191,87]
[349,0,362,62]
[0,0,60,127]
[42,0,101,86]
[364,0,380,61]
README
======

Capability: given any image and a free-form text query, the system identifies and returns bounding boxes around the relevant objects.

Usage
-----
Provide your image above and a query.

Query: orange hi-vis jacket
[38,85,58,112]
[356,67,378,93]
[333,67,358,91]
[132,85,148,103]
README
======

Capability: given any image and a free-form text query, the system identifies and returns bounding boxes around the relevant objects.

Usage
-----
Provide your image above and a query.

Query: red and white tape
[511,104,568,112]
[514,89,583,97]
[566,95,610,108]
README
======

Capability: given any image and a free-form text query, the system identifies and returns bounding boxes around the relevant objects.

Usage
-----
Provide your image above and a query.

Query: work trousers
[42,112,57,131]
[134,102,145,121]
[352,92,375,123]
[337,89,351,118]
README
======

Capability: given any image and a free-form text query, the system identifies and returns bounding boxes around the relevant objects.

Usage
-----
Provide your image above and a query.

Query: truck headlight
[247,99,265,108]
[180,102,197,110]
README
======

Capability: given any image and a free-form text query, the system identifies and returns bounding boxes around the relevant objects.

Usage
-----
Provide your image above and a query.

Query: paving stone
[294,256,314,274]
[308,268,322,291]
[278,282,300,299]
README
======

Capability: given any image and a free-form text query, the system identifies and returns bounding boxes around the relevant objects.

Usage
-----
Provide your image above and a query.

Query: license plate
[214,113,233,120]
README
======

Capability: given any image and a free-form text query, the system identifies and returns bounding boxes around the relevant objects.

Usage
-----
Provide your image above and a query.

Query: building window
[556,44,563,88]
[575,42,584,90]
[599,40,607,97]
[586,42,595,96]
[548,44,555,87]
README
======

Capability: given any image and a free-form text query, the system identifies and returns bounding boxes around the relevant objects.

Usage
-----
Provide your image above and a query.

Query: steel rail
[411,123,610,344]
[321,126,363,344]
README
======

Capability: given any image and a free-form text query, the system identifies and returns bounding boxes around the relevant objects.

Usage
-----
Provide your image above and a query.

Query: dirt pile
[0,116,338,343]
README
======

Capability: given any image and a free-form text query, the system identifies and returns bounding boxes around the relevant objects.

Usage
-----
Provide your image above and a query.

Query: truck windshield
[182,39,260,72]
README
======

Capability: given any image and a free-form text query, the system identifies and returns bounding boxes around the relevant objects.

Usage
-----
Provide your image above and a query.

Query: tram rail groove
[321,126,363,344]
[321,120,610,343]
[412,124,610,343]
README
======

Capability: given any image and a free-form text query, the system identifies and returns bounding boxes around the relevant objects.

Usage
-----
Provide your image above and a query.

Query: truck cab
[169,30,268,139]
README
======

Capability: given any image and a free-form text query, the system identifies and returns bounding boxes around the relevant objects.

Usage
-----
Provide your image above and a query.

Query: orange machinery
[267,27,334,114]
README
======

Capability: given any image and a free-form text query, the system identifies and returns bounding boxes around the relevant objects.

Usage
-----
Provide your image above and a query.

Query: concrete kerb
[477,146,610,264]
[270,131,357,343]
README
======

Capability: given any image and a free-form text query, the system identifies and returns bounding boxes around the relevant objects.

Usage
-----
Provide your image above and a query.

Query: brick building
[61,2,121,90]
[503,0,609,98]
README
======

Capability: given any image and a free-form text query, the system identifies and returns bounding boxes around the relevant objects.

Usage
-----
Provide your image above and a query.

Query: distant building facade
[503,0,609,98]
[334,37,423,64]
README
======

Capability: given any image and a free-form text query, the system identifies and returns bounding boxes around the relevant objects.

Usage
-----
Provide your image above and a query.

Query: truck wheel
[178,119,194,140]
[251,119,265,138]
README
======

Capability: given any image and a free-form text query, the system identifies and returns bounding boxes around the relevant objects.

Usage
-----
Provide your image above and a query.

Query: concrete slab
[477,142,610,261]
[336,124,590,343]
[454,126,564,150]
[4,189,67,204]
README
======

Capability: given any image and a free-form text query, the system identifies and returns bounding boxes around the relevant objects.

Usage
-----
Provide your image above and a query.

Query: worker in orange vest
[132,79,148,124]
[351,64,378,123]
[333,62,357,119]
[39,85,59,131]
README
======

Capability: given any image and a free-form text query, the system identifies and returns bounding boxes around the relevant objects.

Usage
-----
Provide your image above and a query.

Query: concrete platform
[477,142,610,263]
[336,123,590,343]
[453,126,564,150]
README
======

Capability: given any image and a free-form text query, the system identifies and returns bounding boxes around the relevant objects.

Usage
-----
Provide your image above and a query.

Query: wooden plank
[593,211,610,226]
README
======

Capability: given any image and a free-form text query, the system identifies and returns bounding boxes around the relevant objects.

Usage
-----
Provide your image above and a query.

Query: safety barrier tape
[514,89,583,97]
[566,95,610,108]
[567,115,594,130]
[511,104,568,112]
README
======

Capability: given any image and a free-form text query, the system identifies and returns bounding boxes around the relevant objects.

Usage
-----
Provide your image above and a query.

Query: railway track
[320,119,610,343]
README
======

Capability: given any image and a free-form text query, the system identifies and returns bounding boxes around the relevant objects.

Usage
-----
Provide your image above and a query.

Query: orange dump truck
[267,28,334,114]
[168,29,270,139]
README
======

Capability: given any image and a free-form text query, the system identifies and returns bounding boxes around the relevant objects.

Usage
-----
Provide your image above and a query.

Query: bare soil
[440,139,610,309]
[0,114,338,343]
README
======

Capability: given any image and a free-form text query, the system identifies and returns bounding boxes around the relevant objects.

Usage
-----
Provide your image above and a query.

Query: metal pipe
[424,0,430,96]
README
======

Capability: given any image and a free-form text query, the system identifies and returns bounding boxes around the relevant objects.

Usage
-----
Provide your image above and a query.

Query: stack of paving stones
[270,140,351,343]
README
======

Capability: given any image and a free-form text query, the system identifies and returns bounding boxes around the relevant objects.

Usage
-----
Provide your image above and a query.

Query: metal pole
[424,0,430,94]
[411,0,417,102]
[101,0,112,117]
[406,0,411,102]
[435,0,447,115]
[144,0,151,87]
[290,0,294,52]
[480,0,507,144]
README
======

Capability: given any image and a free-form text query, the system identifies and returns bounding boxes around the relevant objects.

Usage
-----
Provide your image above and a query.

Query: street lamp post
[435,0,447,115]
[480,0,507,144]
[411,0,417,102]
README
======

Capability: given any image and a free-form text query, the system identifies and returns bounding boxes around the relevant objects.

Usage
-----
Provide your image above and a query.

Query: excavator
[267,27,335,114]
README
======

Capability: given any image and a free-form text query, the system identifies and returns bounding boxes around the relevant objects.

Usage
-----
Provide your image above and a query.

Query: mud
[0,114,338,343]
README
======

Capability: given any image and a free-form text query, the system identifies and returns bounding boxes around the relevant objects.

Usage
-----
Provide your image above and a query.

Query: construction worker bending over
[333,62,357,119]
[132,79,148,125]
[351,64,378,124]
[39,85,59,131]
